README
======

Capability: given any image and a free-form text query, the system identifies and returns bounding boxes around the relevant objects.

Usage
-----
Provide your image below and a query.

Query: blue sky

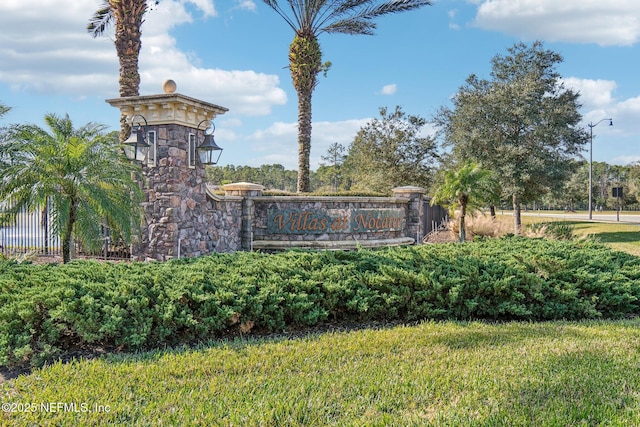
[0,0,638,170]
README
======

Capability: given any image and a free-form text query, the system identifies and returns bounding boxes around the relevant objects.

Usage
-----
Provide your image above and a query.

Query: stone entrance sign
[267,208,404,234]
[106,85,446,260]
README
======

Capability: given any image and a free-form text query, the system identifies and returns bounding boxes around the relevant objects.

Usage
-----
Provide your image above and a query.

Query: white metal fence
[0,200,61,256]
[0,199,130,260]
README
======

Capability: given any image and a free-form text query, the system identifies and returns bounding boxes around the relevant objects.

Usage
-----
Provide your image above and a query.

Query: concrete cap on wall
[106,80,228,128]
[222,182,265,192]
[392,186,425,194]
[222,182,265,197]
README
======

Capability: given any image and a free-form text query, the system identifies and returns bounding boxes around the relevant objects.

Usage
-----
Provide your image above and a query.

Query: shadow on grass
[592,231,640,244]
[0,319,411,382]
[529,220,640,245]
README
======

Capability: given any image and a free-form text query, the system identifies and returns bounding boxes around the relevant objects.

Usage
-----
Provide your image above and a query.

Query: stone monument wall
[136,124,242,260]
[220,183,427,251]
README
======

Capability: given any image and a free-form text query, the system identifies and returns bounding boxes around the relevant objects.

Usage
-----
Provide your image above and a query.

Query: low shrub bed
[1,237,639,368]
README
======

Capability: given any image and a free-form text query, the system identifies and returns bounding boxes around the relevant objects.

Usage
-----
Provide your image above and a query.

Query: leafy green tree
[88,0,155,142]
[628,161,640,207]
[556,160,586,211]
[263,0,432,193]
[0,114,143,263]
[320,142,346,191]
[589,161,617,209]
[434,42,588,233]
[344,106,438,193]
[431,162,498,242]
[207,164,299,192]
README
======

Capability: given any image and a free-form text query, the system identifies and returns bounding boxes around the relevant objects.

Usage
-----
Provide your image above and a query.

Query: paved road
[516,212,640,224]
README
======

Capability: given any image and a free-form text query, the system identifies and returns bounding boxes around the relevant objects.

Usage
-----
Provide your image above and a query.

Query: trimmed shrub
[1,237,639,368]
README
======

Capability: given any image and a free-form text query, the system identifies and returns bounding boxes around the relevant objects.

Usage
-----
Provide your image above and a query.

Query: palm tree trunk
[459,197,467,242]
[289,33,321,193]
[297,94,312,193]
[62,199,77,264]
[113,0,145,143]
[459,211,466,242]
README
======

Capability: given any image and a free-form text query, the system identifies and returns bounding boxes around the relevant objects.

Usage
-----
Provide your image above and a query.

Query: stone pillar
[223,182,264,251]
[106,81,229,261]
[392,186,425,244]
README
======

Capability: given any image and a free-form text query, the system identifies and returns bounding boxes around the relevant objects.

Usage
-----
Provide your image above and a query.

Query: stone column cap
[222,182,265,192]
[392,186,426,194]
[106,92,228,127]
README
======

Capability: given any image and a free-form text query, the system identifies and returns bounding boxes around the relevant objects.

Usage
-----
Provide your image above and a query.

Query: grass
[568,222,640,256]
[2,320,640,426]
[494,212,640,256]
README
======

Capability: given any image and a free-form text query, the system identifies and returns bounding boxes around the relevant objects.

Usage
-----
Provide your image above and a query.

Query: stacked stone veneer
[136,124,242,261]
[223,183,426,251]
[106,87,429,259]
[137,177,427,258]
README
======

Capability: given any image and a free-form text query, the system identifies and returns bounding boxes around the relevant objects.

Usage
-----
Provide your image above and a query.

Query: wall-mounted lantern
[123,114,150,162]
[196,120,223,165]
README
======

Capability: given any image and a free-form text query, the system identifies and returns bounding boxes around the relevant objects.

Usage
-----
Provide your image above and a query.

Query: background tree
[344,106,438,193]
[0,114,143,263]
[207,164,298,192]
[262,0,432,193]
[88,0,155,142]
[431,162,498,242]
[557,160,586,211]
[434,41,588,233]
[628,161,640,207]
[320,142,346,192]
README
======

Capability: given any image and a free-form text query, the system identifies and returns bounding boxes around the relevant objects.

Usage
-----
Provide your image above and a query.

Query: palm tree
[0,114,144,263]
[263,0,432,193]
[0,102,9,119]
[88,1,153,142]
[431,162,498,243]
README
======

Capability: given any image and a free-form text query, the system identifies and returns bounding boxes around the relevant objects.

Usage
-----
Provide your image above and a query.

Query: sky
[0,0,638,171]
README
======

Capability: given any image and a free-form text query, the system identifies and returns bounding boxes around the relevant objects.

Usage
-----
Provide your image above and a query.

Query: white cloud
[380,84,397,95]
[448,9,461,30]
[610,154,640,166]
[473,0,640,46]
[234,0,257,12]
[220,117,243,128]
[562,78,617,109]
[0,0,286,115]
[562,78,640,137]
[185,0,217,17]
[244,119,369,169]
[607,96,640,136]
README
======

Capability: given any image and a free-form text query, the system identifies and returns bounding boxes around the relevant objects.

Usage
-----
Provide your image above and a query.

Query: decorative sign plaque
[267,208,404,235]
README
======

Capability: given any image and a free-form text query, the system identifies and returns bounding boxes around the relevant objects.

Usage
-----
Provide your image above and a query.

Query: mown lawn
[2,320,640,426]
[496,212,640,256]
[570,222,640,256]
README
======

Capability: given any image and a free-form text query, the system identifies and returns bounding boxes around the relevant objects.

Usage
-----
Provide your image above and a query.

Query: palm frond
[0,102,10,118]
[263,0,300,32]
[320,0,431,35]
[87,3,113,38]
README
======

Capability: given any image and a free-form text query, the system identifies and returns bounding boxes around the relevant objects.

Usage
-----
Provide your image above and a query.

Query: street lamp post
[588,118,613,220]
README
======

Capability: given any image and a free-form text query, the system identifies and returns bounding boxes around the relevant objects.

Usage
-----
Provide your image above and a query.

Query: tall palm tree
[88,0,153,142]
[0,114,144,263]
[263,0,432,193]
[431,162,498,243]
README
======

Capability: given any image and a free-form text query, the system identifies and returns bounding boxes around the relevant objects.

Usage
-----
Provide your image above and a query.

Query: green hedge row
[1,237,640,368]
